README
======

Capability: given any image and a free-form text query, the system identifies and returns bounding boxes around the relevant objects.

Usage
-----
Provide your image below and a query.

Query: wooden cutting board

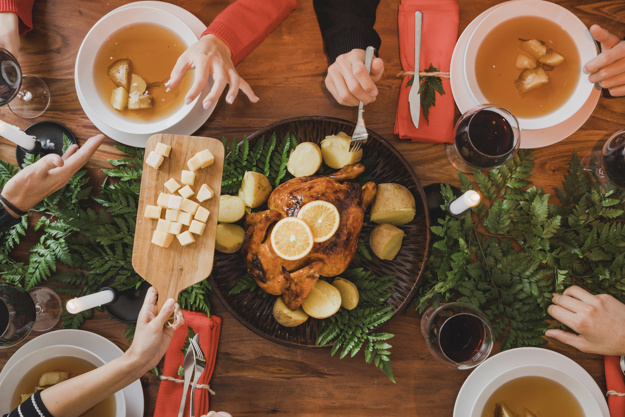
[132,134,224,311]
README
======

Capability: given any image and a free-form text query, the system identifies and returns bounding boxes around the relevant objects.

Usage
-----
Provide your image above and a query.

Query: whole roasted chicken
[241,164,377,310]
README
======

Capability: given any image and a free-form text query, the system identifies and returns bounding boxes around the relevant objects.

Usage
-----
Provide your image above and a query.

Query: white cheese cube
[177,231,195,246]
[178,212,192,226]
[181,170,195,186]
[187,155,203,172]
[152,230,174,248]
[189,220,206,235]
[194,206,210,223]
[165,209,179,222]
[178,185,195,199]
[164,178,181,193]
[155,142,171,157]
[144,205,161,219]
[146,151,164,169]
[196,184,214,202]
[196,149,215,168]
[156,219,171,233]
[157,193,171,208]
[168,195,183,210]
[169,222,183,235]
[180,198,199,215]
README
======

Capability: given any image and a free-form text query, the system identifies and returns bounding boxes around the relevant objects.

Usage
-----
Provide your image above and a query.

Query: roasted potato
[238,171,272,208]
[538,49,565,67]
[110,86,128,111]
[332,277,359,310]
[302,280,342,319]
[320,132,363,169]
[287,142,323,177]
[128,93,153,110]
[215,223,245,253]
[514,54,536,70]
[370,183,416,225]
[514,67,549,94]
[129,73,147,95]
[519,39,546,60]
[218,195,246,223]
[107,58,131,90]
[272,297,309,327]
[370,224,405,260]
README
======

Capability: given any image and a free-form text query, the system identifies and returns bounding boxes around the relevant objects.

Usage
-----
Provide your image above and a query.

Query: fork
[189,334,206,417]
[349,46,376,153]
[177,336,196,417]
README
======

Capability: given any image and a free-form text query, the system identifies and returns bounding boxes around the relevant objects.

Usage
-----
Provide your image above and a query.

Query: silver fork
[189,334,206,417]
[349,46,376,153]
[177,337,196,417]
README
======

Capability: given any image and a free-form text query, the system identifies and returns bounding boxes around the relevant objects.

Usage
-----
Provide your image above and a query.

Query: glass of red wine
[420,302,493,370]
[0,47,50,119]
[447,105,521,173]
[583,129,625,189]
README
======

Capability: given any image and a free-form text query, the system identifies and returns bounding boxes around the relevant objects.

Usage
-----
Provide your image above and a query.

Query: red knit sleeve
[202,0,297,66]
[0,0,35,35]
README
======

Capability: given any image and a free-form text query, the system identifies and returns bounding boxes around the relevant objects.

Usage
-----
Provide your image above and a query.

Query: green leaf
[417,64,445,125]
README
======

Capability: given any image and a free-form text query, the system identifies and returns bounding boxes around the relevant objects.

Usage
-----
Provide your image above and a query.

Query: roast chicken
[241,164,377,310]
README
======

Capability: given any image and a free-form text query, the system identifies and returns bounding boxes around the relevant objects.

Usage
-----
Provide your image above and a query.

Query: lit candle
[448,190,481,216]
[66,289,116,314]
[0,120,37,151]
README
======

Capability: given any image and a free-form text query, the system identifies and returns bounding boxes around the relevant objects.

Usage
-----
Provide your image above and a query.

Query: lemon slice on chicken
[296,201,340,243]
[270,217,314,260]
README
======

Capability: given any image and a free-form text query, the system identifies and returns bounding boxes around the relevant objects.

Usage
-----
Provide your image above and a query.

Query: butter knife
[408,11,423,129]
[177,337,196,417]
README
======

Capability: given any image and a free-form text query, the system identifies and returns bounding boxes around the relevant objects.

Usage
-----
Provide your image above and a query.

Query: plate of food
[209,116,430,347]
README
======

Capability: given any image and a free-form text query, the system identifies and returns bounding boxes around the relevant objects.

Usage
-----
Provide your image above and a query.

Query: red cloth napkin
[605,356,625,416]
[154,311,222,417]
[394,0,459,143]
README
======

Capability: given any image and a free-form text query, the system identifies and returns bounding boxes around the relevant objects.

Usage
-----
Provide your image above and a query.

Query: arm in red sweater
[0,0,35,35]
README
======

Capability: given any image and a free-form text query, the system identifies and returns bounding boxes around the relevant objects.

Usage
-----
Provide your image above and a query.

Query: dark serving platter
[209,116,430,348]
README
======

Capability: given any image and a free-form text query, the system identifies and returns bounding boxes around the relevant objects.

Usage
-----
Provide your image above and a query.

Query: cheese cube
[165,209,179,222]
[197,149,215,168]
[164,178,181,193]
[177,231,195,246]
[194,206,210,223]
[156,219,171,233]
[189,220,206,235]
[180,198,199,215]
[187,155,203,172]
[157,193,171,208]
[146,151,164,169]
[196,184,214,202]
[144,205,161,219]
[181,170,195,186]
[169,222,182,235]
[155,142,171,157]
[152,230,174,248]
[178,212,192,226]
[178,185,195,199]
[168,195,183,210]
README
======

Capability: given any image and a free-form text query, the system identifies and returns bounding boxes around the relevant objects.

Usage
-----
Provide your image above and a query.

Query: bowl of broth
[463,0,597,131]
[75,6,198,136]
[472,364,602,417]
[0,344,125,417]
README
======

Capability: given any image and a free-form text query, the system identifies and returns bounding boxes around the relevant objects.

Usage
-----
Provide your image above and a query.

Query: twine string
[607,390,625,397]
[159,375,216,395]
[396,70,450,79]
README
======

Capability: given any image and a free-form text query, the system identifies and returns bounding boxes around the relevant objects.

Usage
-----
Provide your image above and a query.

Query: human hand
[125,287,184,374]
[545,285,625,355]
[325,48,384,107]
[1,134,105,216]
[0,12,20,58]
[202,412,232,417]
[166,34,259,110]
[584,24,625,97]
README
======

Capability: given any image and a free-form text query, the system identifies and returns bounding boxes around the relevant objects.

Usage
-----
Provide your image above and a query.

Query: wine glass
[0,47,50,119]
[420,302,493,370]
[447,105,521,173]
[582,129,625,189]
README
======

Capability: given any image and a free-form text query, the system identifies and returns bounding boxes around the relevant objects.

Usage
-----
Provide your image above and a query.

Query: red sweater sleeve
[202,0,297,66]
[0,0,35,35]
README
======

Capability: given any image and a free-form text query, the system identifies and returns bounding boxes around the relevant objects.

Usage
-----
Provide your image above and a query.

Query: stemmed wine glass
[447,105,521,173]
[582,129,625,189]
[0,283,62,348]
[0,47,50,119]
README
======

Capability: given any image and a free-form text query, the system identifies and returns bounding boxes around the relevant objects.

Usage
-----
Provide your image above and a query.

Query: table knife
[408,11,423,129]
[177,337,196,417]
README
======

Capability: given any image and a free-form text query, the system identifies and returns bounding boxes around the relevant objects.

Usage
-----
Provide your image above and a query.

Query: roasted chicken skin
[241,164,377,310]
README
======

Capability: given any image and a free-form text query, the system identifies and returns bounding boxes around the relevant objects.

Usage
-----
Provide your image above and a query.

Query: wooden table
[1,0,624,415]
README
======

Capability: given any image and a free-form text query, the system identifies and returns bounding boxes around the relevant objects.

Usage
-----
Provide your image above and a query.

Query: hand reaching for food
[584,24,625,97]
[546,285,625,355]
[166,34,259,110]
[0,11,19,57]
[325,48,384,106]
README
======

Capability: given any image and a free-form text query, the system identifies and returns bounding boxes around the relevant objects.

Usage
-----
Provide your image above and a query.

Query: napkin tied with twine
[394,0,459,143]
[605,355,625,416]
[154,311,222,417]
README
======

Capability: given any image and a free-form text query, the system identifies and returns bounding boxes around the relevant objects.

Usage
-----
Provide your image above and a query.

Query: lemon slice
[296,201,340,243]
[270,217,314,261]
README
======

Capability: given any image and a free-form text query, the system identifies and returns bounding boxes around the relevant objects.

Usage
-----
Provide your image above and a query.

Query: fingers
[238,78,259,103]
[62,144,79,160]
[137,286,158,324]
[561,285,596,304]
[547,304,580,332]
[551,292,586,313]
[184,59,210,105]
[544,329,591,352]
[203,68,228,110]
[348,53,378,98]
[606,83,625,97]
[224,69,240,104]
[589,24,621,51]
[38,153,65,172]
[152,298,176,329]
[325,73,359,106]
[55,134,105,173]
[370,57,385,83]
[166,53,192,90]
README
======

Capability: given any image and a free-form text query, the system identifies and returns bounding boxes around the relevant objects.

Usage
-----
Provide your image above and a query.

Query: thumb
[38,154,64,172]
[152,298,176,329]
[370,57,384,82]
[590,24,620,51]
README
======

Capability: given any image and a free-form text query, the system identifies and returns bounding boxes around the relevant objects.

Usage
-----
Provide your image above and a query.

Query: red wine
[438,313,485,363]
[0,48,22,106]
[602,132,625,189]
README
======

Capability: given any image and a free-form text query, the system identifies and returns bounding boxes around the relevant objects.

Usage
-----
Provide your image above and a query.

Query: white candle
[448,190,481,216]
[0,120,37,150]
[66,289,115,314]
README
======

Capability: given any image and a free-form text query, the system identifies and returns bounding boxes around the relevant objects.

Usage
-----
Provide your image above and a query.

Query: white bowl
[463,0,597,131]
[0,344,126,417]
[75,6,198,135]
[471,364,602,417]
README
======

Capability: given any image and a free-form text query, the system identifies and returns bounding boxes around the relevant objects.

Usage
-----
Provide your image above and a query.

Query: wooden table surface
[1,0,624,416]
